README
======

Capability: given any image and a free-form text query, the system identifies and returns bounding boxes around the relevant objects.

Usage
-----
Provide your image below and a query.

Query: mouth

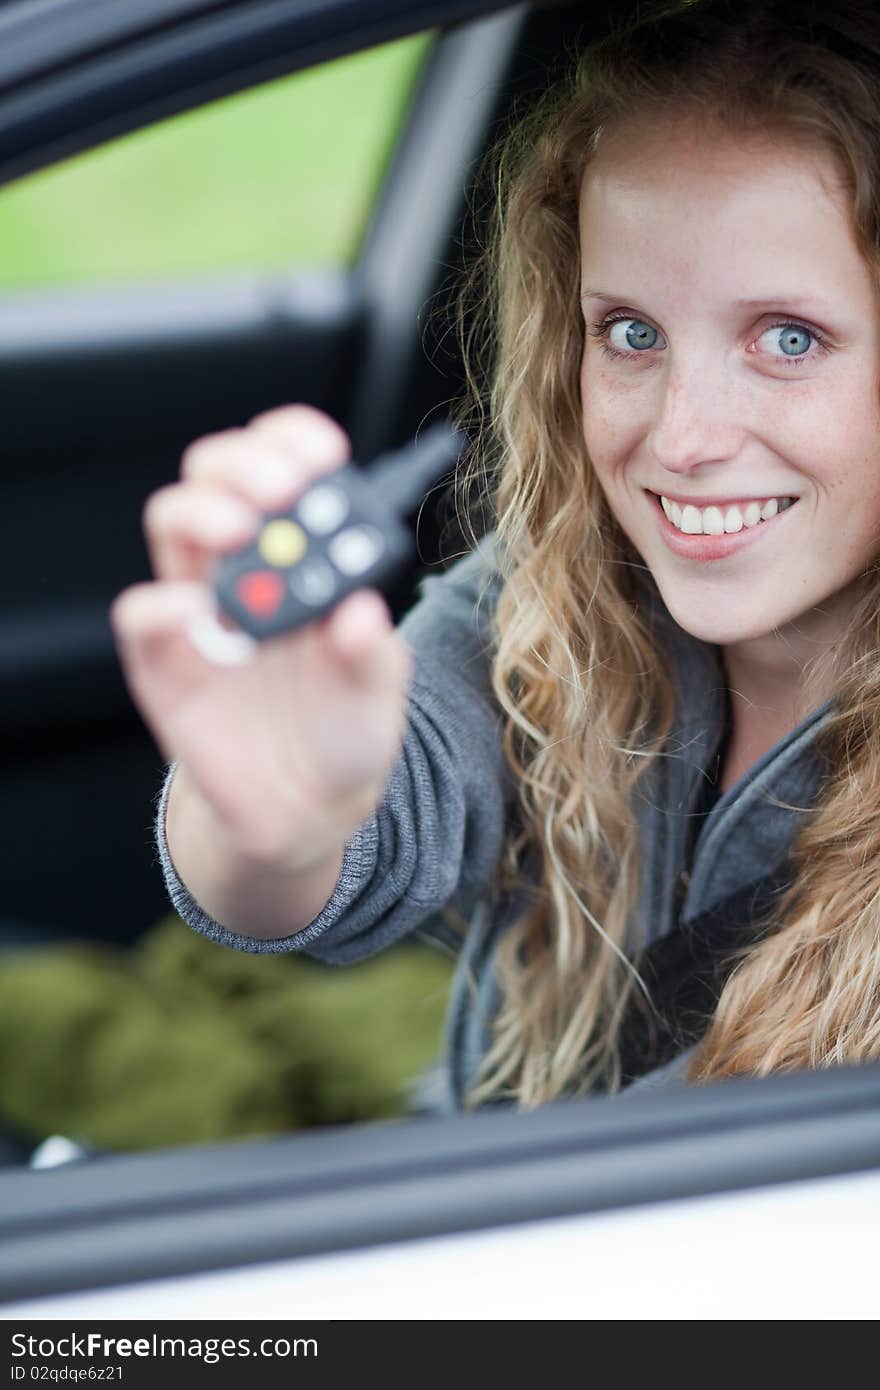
[646,490,799,560]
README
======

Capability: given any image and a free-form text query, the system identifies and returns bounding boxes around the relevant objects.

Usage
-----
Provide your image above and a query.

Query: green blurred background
[0,33,431,286]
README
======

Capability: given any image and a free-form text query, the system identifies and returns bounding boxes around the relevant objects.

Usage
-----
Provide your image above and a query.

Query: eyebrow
[580,289,627,303]
[732,295,831,312]
[580,287,832,313]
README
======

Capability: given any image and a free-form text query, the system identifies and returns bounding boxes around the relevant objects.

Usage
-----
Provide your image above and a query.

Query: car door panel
[1,1061,878,1309]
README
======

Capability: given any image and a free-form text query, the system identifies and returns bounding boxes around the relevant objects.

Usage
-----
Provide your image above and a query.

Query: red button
[235,569,286,618]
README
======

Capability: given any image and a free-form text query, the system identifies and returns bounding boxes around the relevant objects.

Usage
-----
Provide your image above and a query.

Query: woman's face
[579,124,880,653]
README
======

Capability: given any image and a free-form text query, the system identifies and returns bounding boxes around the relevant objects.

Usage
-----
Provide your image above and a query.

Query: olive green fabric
[0,917,454,1151]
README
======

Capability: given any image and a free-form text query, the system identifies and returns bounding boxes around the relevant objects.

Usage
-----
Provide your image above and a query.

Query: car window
[0,33,431,288]
[0,22,459,1167]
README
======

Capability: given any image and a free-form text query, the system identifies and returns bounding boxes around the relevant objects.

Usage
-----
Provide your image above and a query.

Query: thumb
[322,589,411,692]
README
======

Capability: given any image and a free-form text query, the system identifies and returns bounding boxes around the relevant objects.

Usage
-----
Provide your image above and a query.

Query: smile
[647,490,799,561]
[659,493,796,536]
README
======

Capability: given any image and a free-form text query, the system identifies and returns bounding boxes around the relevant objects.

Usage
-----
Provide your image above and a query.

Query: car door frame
[1,1060,878,1306]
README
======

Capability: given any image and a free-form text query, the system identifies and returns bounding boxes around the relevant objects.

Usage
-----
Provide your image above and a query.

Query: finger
[143,483,261,581]
[181,415,349,514]
[111,583,222,745]
[322,590,412,693]
[181,431,303,512]
[247,404,351,467]
[246,406,351,503]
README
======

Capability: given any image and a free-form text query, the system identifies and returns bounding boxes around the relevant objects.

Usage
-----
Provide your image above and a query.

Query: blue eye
[587,315,666,361]
[587,313,828,368]
[611,319,659,352]
[774,324,812,356]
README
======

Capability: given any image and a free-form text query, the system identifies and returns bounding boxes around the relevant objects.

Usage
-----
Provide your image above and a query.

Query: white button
[328,525,385,575]
[297,484,349,535]
[289,558,337,607]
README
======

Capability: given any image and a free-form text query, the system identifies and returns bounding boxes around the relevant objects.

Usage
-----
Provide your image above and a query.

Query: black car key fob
[212,423,467,642]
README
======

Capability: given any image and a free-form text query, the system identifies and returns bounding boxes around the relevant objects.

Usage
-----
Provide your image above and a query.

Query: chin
[656,591,779,647]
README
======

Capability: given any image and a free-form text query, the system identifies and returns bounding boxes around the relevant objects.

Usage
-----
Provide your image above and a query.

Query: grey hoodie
[156,532,834,1107]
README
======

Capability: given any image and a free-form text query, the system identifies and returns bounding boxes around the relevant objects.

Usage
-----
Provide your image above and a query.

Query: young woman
[112,0,880,1109]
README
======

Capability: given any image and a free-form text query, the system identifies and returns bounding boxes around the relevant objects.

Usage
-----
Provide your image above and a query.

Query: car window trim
[1,1061,879,1303]
[0,0,530,189]
[0,0,527,90]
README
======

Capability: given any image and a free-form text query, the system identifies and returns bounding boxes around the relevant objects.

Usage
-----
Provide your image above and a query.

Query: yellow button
[258,519,307,568]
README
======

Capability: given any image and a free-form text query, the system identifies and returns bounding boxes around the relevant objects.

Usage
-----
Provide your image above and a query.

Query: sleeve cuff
[154,763,381,955]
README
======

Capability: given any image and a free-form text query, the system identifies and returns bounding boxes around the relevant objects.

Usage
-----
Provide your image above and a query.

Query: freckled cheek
[580,361,642,475]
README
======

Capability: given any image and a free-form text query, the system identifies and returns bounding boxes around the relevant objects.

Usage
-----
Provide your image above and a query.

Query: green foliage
[0,34,432,288]
[0,917,454,1151]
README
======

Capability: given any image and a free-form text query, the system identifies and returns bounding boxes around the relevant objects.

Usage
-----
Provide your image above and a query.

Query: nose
[646,358,744,476]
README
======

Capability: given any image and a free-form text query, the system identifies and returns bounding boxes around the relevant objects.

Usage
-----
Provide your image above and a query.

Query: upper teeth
[660,495,794,535]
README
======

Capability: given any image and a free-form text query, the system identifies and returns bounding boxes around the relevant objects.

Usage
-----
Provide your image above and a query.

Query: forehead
[578,126,868,306]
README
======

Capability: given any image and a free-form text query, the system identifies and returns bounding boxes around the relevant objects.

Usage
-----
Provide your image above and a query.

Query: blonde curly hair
[451,0,880,1106]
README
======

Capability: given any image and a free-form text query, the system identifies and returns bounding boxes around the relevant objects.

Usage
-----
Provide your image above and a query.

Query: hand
[111,405,412,871]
